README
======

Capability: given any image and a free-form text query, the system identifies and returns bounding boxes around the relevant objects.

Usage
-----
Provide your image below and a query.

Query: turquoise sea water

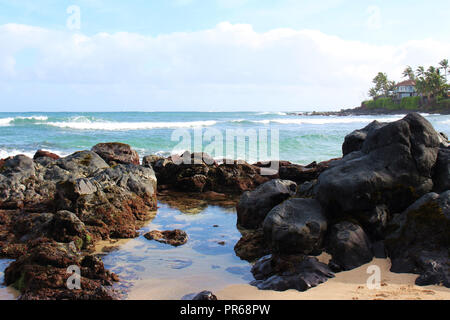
[1,111,449,299]
[1,112,449,164]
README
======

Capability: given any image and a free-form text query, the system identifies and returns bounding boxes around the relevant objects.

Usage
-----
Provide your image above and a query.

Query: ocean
[2,112,449,164]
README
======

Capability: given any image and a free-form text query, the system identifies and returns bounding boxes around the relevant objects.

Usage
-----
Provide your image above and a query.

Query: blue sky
[0,0,449,111]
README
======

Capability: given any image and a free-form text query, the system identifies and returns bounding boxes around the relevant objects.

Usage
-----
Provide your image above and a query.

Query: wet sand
[217,258,450,300]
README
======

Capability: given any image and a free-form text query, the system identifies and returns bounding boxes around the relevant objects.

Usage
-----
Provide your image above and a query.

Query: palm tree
[402,66,415,80]
[439,59,449,83]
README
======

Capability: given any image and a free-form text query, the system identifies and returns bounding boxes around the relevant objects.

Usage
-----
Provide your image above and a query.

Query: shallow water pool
[99,201,253,300]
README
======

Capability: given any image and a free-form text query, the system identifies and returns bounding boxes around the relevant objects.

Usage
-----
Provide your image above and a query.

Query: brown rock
[33,150,60,161]
[91,142,139,165]
[144,229,188,246]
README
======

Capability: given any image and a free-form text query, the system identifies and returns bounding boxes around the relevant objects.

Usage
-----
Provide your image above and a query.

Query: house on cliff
[393,80,417,100]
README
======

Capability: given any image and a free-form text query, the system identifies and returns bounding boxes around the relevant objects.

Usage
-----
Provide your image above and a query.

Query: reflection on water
[0,259,17,300]
[100,202,253,300]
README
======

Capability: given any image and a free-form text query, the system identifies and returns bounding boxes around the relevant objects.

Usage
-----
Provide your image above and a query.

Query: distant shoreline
[290,106,450,116]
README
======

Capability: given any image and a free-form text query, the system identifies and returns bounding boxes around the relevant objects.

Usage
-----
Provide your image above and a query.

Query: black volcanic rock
[326,221,373,271]
[385,191,450,288]
[315,113,441,237]
[250,254,334,292]
[263,198,327,255]
[237,179,297,229]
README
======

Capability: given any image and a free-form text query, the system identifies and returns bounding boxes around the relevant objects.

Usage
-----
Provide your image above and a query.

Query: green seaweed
[13,272,27,292]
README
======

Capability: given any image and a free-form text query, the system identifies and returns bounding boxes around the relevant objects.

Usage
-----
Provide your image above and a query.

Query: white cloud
[0,22,449,111]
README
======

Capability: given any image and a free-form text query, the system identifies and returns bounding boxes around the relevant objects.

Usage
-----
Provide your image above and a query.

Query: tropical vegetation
[364,59,449,112]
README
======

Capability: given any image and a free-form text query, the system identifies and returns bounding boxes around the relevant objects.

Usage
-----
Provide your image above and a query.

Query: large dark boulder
[342,120,386,156]
[433,147,450,193]
[250,254,334,292]
[263,198,327,255]
[91,142,140,165]
[326,221,373,271]
[385,191,450,287]
[315,113,441,237]
[237,179,297,229]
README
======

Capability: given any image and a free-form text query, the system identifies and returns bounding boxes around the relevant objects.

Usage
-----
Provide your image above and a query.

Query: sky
[0,0,449,112]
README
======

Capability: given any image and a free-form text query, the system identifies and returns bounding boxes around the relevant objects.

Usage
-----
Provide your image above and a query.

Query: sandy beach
[217,257,450,300]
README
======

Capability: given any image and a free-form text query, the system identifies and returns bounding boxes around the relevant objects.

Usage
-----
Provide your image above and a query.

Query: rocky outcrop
[315,113,441,238]
[153,152,269,194]
[142,155,163,168]
[56,164,157,239]
[0,143,157,299]
[236,179,297,229]
[91,142,140,165]
[250,254,334,291]
[385,191,450,287]
[326,221,373,271]
[4,238,118,300]
[144,229,188,247]
[263,198,327,255]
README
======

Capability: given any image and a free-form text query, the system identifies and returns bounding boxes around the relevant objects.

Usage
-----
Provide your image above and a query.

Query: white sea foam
[46,120,218,130]
[0,118,14,126]
[0,148,67,159]
[0,115,48,126]
[15,116,48,121]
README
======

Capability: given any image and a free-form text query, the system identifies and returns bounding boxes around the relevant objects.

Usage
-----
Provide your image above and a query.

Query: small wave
[45,120,218,131]
[0,149,36,159]
[440,119,450,125]
[0,115,48,126]
[15,116,48,121]
[0,148,67,159]
[0,117,14,126]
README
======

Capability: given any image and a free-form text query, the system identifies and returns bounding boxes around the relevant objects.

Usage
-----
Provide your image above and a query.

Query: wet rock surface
[234,229,270,262]
[4,238,118,300]
[250,254,334,292]
[144,229,188,247]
